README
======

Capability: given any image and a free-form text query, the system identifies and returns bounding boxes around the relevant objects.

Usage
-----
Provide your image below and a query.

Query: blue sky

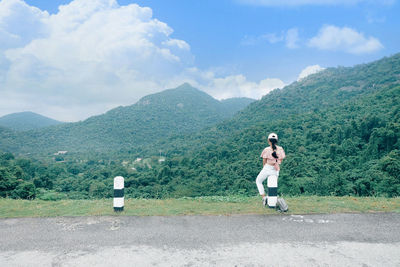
[1,0,399,121]
[134,0,399,80]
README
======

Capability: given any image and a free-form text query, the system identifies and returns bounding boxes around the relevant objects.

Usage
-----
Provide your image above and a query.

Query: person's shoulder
[263,146,272,151]
[277,145,285,150]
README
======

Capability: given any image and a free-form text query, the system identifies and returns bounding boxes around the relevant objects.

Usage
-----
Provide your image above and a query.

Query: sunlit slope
[0,83,254,155]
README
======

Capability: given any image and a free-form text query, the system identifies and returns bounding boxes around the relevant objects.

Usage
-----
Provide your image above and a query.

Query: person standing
[256,133,286,207]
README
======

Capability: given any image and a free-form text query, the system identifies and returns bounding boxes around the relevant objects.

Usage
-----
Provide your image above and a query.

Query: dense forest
[0,84,254,155]
[0,54,399,200]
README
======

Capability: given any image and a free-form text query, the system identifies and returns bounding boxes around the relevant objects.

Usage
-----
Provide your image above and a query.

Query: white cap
[268,132,278,140]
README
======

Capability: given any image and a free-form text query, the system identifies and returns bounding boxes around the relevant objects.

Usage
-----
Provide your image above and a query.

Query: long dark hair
[269,138,278,150]
[269,138,278,159]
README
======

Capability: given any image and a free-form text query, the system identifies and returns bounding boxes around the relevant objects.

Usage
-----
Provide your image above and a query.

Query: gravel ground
[1,213,399,266]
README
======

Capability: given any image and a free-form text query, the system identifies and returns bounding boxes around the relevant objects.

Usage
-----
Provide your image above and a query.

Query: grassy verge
[0,196,399,218]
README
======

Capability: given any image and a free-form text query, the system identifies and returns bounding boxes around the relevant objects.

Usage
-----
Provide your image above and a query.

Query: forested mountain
[115,53,400,197]
[1,54,399,200]
[152,84,400,198]
[220,97,255,117]
[0,112,63,131]
[118,54,399,198]
[233,53,400,127]
[130,53,400,157]
[0,83,254,155]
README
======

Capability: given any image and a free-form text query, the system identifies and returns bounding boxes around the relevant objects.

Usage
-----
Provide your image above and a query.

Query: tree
[12,182,36,199]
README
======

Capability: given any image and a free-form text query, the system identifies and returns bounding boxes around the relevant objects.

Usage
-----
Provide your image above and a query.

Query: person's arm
[281,148,286,160]
[263,158,268,166]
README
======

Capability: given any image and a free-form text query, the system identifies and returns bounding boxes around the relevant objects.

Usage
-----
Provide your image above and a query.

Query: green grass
[0,196,399,218]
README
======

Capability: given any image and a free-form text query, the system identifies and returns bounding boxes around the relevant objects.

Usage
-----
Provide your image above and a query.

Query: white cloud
[286,28,299,49]
[308,25,383,54]
[241,33,284,46]
[297,65,325,81]
[263,33,284,44]
[0,0,195,121]
[196,74,285,100]
[241,28,299,48]
[0,0,49,48]
[237,0,395,7]
[365,11,386,24]
[0,0,286,121]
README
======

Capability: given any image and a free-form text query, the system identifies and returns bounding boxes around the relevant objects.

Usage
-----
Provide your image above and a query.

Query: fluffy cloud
[198,74,285,100]
[0,0,194,121]
[308,25,383,54]
[297,65,325,81]
[0,0,285,121]
[0,0,49,49]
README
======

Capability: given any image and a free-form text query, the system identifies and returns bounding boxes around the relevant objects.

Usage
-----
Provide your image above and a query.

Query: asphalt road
[1,213,399,266]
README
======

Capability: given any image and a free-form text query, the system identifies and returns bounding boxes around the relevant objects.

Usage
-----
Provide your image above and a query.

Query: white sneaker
[262,196,267,207]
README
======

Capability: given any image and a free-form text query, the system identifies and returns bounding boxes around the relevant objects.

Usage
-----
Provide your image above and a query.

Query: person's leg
[255,166,268,197]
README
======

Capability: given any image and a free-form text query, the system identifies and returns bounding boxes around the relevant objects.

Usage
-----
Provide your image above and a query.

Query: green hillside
[119,54,400,198]
[154,84,400,198]
[232,53,400,128]
[0,83,253,155]
[0,112,63,131]
[130,53,400,158]
[0,54,399,200]
[220,97,255,117]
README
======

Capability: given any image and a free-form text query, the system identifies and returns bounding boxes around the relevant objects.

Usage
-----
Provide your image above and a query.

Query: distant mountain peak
[176,82,194,89]
[0,111,63,131]
[137,83,212,105]
[167,83,203,94]
[0,83,255,154]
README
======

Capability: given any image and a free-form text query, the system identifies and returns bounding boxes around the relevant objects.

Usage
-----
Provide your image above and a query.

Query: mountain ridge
[127,53,400,159]
[0,84,255,155]
[0,53,399,199]
[0,111,63,131]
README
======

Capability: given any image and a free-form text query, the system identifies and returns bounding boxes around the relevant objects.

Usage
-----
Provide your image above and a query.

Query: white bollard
[113,176,124,212]
[267,175,278,208]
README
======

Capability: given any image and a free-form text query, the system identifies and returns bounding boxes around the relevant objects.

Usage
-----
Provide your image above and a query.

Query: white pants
[256,164,279,207]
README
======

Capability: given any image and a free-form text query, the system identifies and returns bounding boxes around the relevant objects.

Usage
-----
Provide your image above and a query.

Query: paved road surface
[1,213,399,266]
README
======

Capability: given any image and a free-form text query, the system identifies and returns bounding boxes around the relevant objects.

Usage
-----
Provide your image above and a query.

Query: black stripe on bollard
[114,206,124,212]
[114,188,124,198]
[113,176,124,212]
[268,187,278,197]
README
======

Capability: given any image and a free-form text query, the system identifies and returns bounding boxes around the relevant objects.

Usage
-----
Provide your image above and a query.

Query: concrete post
[267,175,278,208]
[113,176,124,212]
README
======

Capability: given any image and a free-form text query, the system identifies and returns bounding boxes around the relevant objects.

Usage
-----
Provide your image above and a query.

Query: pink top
[260,146,286,171]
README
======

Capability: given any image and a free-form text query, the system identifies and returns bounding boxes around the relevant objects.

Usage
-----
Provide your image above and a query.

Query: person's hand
[272,151,278,159]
